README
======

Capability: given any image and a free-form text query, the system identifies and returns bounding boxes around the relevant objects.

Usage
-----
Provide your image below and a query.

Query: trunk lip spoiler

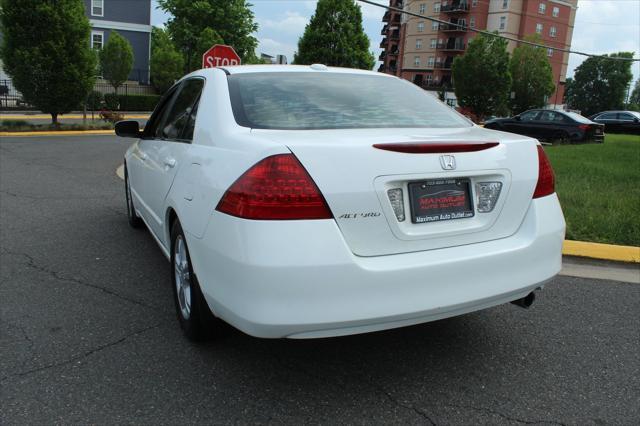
[373,142,500,154]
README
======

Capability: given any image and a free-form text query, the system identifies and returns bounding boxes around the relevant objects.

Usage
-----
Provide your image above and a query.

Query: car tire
[553,131,569,145]
[125,166,143,228]
[170,220,225,341]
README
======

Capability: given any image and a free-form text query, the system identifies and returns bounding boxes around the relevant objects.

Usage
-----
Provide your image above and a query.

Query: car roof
[192,64,396,78]
[595,110,633,114]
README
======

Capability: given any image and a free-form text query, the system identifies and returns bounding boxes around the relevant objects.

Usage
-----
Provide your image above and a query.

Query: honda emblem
[440,155,456,170]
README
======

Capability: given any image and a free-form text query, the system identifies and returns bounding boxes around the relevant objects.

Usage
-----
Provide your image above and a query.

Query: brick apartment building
[379,0,577,108]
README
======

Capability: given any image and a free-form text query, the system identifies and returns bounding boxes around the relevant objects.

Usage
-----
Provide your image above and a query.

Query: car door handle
[139,152,148,161]
[164,157,176,168]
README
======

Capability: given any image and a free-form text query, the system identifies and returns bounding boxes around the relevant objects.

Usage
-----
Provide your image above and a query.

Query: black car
[589,111,640,135]
[484,109,605,143]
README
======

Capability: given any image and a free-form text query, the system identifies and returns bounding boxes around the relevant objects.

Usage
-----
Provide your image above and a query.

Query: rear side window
[563,112,591,123]
[597,113,617,120]
[227,72,471,130]
[159,78,205,141]
[618,112,635,121]
[519,110,539,121]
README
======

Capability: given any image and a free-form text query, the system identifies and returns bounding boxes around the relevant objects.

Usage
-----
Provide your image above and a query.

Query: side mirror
[115,120,141,138]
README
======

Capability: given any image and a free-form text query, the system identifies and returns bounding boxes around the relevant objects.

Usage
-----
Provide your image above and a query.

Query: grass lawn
[545,134,640,246]
[0,119,113,132]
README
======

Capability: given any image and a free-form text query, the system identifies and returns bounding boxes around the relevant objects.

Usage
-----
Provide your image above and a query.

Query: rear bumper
[187,194,565,338]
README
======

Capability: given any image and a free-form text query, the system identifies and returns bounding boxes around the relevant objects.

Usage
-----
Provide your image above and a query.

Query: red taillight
[216,154,333,220]
[578,124,589,131]
[533,145,555,199]
[373,142,499,153]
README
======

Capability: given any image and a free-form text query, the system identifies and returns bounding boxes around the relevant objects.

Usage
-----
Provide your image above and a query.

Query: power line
[358,0,639,61]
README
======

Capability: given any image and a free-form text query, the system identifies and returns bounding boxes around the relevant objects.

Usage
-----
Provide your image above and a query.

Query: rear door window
[158,78,205,142]
[143,86,180,139]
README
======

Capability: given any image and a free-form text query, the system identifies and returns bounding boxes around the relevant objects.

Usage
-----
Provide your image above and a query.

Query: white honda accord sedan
[116,65,565,341]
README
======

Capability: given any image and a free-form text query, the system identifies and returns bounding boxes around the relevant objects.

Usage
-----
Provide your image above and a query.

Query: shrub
[117,94,161,111]
[104,93,120,110]
[86,90,104,111]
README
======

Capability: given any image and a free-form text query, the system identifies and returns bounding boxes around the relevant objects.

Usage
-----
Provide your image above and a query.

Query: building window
[434,2,441,13]
[536,23,543,34]
[430,38,437,48]
[418,21,425,32]
[502,0,508,9]
[499,16,506,30]
[91,0,104,17]
[538,3,546,14]
[419,3,426,14]
[417,39,423,49]
[415,56,421,66]
[91,31,103,49]
[470,17,476,28]
[550,26,557,37]
[426,74,433,83]
[431,21,439,30]
[552,6,559,17]
[547,48,554,57]
[472,0,478,7]
[428,56,435,67]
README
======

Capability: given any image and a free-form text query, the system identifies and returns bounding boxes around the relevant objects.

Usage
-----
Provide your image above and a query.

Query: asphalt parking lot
[1,135,639,425]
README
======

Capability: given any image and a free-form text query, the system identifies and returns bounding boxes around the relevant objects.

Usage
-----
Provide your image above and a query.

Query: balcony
[378,64,385,73]
[381,25,388,35]
[390,30,400,40]
[382,11,390,22]
[441,2,470,13]
[440,22,468,32]
[378,51,386,61]
[434,62,453,70]
[442,42,465,51]
[379,38,388,48]
[392,0,404,7]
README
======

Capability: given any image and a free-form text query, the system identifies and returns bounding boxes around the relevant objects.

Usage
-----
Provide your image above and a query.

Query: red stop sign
[202,44,241,68]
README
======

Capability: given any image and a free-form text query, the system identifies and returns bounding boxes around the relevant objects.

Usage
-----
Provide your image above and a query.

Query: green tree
[509,36,555,114]
[99,31,134,93]
[0,0,97,124]
[158,0,258,72]
[563,77,574,106]
[452,33,511,121]
[294,0,375,70]
[628,79,640,106]
[150,27,184,94]
[565,52,634,116]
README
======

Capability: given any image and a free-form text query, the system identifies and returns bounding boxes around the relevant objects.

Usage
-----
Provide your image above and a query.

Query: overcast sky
[151,0,640,85]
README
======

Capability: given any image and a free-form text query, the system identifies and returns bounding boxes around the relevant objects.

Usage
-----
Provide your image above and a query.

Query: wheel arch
[166,206,178,245]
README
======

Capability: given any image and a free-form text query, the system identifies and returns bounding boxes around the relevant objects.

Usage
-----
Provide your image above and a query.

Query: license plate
[408,179,474,224]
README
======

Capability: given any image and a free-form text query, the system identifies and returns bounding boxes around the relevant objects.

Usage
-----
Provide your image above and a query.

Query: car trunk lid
[252,126,539,257]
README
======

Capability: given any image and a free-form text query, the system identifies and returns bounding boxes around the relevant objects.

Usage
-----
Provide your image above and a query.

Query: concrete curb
[0,130,115,137]
[1,114,150,120]
[563,240,640,264]
[112,164,640,264]
[116,164,125,180]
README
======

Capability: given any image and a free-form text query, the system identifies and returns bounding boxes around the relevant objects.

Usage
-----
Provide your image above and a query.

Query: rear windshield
[227,72,472,130]
[564,111,592,123]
